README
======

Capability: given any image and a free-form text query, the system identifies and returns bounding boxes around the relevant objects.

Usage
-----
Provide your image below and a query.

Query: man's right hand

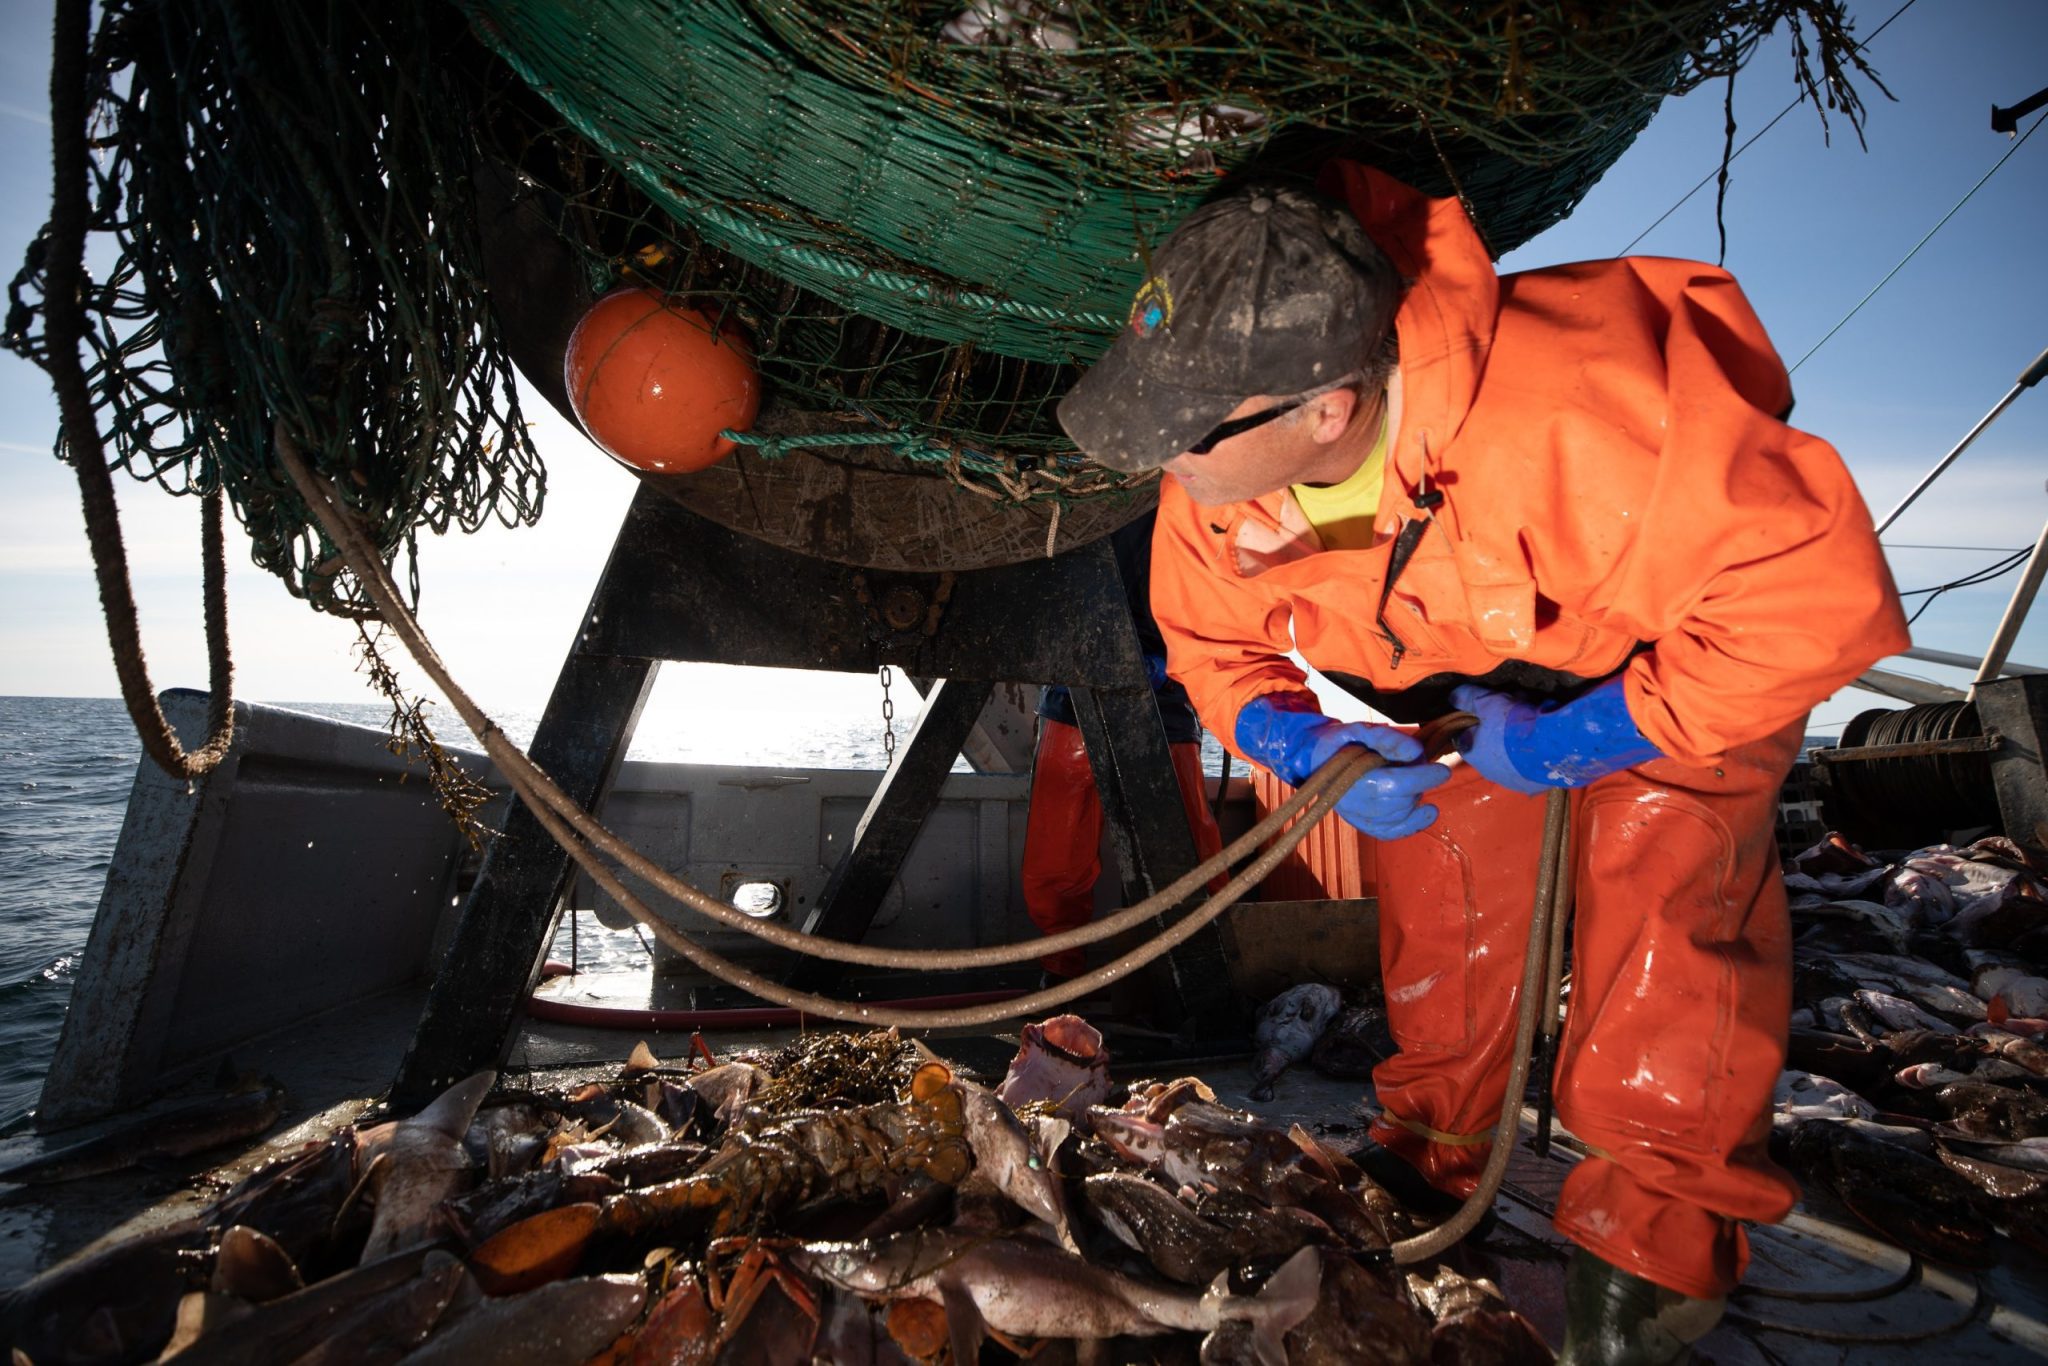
[1235,692,1450,840]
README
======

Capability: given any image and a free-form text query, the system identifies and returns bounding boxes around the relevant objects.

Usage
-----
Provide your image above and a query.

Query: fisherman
[1022,510,1224,987]
[1057,167,1909,1363]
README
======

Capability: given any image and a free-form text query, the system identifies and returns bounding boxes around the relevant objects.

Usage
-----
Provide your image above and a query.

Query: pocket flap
[1462,578,1535,652]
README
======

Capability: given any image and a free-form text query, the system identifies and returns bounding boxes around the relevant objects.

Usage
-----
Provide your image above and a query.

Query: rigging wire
[1617,0,1919,255]
[1898,547,2033,627]
[1788,109,2045,375]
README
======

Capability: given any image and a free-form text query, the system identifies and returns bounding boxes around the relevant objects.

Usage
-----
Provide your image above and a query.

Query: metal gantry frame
[392,485,1239,1106]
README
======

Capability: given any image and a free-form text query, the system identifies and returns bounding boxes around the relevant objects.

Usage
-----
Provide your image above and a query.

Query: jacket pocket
[1461,579,1536,654]
[1450,535,1537,654]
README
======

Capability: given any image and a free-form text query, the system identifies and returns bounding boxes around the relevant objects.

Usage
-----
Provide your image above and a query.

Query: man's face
[1159,390,1355,506]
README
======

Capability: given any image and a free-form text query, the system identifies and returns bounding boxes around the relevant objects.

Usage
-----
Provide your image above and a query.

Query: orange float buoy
[563,287,760,474]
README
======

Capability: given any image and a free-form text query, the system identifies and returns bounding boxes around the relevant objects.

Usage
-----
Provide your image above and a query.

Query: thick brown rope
[276,423,1395,969]
[528,740,1372,1029]
[277,426,1452,1026]
[42,0,234,779]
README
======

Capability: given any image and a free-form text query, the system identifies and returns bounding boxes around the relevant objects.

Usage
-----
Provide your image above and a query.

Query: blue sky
[0,0,2043,744]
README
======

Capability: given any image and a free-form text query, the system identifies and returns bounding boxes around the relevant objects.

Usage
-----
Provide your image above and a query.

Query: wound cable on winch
[276,427,1445,1027]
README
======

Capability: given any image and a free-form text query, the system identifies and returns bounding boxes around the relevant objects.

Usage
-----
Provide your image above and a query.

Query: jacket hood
[1183,164,1497,543]
[1312,162,1500,534]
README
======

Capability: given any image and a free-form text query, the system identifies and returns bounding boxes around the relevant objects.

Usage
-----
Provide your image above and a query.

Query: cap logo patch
[1128,276,1172,338]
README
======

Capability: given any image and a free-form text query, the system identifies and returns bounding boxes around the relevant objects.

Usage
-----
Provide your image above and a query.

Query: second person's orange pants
[1021,718,1224,980]
[1367,718,1806,1299]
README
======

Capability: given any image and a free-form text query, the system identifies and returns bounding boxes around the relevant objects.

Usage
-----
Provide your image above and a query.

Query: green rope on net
[725,424,1010,475]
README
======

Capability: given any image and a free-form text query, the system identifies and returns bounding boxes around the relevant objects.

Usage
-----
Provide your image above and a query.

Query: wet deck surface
[5,971,2046,1362]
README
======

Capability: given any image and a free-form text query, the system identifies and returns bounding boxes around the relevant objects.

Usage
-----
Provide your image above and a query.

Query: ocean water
[0,698,135,1135]
[0,693,919,1134]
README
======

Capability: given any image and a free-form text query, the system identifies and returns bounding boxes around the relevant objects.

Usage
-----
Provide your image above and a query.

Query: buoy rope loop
[39,0,235,782]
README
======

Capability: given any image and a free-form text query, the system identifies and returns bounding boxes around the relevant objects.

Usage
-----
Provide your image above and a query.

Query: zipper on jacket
[1374,462,1445,669]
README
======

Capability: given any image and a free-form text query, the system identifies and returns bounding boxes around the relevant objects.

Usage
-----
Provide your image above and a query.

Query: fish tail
[413,1071,496,1140]
[938,1277,984,1365]
[1207,1245,1320,1366]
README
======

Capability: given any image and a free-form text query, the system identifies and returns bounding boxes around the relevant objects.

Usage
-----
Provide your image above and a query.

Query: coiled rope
[275,426,1465,1027]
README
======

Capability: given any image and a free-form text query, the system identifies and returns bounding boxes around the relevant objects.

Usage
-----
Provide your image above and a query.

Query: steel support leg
[397,485,1240,1096]
[1070,684,1239,1038]
[391,529,663,1108]
[785,677,993,989]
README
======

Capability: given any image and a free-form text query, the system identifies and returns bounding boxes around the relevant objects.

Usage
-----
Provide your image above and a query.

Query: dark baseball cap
[1058,182,1401,473]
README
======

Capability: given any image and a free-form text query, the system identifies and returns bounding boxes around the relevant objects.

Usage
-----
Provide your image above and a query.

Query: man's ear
[1309,386,1358,444]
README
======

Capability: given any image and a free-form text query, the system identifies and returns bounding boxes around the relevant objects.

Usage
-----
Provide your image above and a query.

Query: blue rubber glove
[1450,674,1663,795]
[1143,653,1169,691]
[1235,692,1451,840]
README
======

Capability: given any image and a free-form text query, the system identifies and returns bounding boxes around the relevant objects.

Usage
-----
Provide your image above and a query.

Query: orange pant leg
[1549,720,1804,1299]
[1021,719,1102,979]
[1169,739,1227,894]
[1368,720,1804,1299]
[1022,721,1225,977]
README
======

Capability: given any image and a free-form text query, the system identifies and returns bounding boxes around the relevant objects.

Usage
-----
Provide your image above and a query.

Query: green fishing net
[6,0,541,614]
[468,0,1875,503]
[7,0,1879,603]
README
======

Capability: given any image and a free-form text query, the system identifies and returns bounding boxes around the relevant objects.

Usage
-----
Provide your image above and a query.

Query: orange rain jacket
[1151,162,1910,765]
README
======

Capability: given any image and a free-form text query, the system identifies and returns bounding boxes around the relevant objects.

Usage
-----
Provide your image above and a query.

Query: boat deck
[4,965,2043,1361]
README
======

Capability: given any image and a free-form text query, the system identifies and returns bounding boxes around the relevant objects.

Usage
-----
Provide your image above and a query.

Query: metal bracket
[1812,733,2003,764]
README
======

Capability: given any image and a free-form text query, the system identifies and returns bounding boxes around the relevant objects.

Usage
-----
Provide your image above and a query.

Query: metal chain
[878,664,896,766]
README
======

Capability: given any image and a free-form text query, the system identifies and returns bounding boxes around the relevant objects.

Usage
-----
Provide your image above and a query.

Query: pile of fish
[1773,831,2048,1267]
[2,1020,1551,1365]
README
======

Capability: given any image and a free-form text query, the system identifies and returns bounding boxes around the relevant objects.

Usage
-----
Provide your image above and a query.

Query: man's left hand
[1451,674,1664,794]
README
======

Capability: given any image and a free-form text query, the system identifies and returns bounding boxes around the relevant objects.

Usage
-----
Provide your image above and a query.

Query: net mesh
[465,0,1875,503]
[5,0,1879,595]
[754,1,1870,183]
[5,0,542,613]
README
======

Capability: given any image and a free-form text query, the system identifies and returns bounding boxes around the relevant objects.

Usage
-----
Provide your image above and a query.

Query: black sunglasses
[1185,395,1310,455]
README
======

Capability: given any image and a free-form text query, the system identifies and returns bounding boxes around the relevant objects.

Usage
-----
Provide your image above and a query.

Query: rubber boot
[1557,1248,1726,1366]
